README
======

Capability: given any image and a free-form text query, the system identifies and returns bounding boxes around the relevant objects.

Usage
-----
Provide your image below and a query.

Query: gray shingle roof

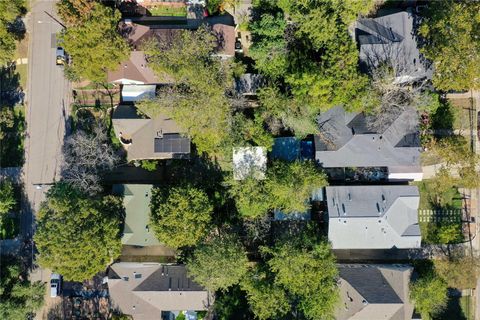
[108,263,211,319]
[112,105,190,161]
[327,185,421,249]
[355,9,432,82]
[315,106,422,175]
[336,264,414,320]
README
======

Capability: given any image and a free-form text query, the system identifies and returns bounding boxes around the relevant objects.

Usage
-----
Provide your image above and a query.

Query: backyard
[148,5,187,17]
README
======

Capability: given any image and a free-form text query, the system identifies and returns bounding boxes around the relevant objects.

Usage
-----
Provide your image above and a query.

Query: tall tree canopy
[150,186,213,249]
[240,267,291,320]
[229,160,328,218]
[34,183,123,281]
[0,0,24,65]
[249,0,377,115]
[57,0,96,27]
[187,234,249,292]
[419,0,480,91]
[409,275,448,320]
[0,257,45,319]
[138,27,233,157]
[60,3,129,82]
[262,234,339,319]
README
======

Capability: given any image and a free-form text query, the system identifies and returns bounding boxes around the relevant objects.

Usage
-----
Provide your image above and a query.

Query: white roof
[121,85,156,102]
[232,147,267,180]
[327,185,421,249]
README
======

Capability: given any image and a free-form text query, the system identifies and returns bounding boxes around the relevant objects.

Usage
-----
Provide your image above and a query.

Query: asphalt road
[24,0,71,216]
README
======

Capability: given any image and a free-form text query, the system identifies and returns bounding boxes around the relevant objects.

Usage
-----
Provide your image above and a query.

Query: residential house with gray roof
[108,263,211,320]
[355,8,432,83]
[336,264,414,320]
[315,106,423,181]
[112,104,190,161]
[327,185,421,249]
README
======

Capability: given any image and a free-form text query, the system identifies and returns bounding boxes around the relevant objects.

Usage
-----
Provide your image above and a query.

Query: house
[326,185,421,249]
[336,264,415,320]
[355,8,432,83]
[108,263,211,320]
[232,146,267,180]
[112,104,190,161]
[211,23,236,58]
[108,51,159,86]
[315,106,423,181]
[113,184,159,247]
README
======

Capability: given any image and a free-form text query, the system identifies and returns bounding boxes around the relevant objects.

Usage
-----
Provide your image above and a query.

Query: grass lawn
[0,216,19,239]
[148,5,187,17]
[415,180,463,211]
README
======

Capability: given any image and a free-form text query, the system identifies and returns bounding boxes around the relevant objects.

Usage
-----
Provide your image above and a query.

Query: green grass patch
[416,180,463,211]
[0,216,19,239]
[13,63,28,89]
[148,5,187,17]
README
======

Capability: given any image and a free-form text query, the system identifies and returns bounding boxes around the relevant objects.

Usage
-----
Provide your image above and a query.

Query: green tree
[34,183,123,281]
[140,160,158,172]
[228,176,271,218]
[410,276,448,320]
[187,234,249,292]
[60,3,129,82]
[57,0,96,27]
[150,186,213,249]
[249,0,374,112]
[138,28,233,157]
[261,231,339,320]
[229,161,328,218]
[240,267,291,320]
[0,179,15,217]
[0,257,45,319]
[0,0,24,65]
[266,160,328,213]
[419,0,480,91]
[248,12,288,79]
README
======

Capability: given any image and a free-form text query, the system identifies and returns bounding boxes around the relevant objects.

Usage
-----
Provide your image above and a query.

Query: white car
[50,273,62,298]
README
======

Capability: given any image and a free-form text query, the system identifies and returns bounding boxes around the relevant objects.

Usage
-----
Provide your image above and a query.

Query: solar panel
[154,133,190,154]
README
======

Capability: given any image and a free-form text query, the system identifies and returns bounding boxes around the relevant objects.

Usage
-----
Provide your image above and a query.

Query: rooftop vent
[123,276,129,281]
[348,193,351,201]
[134,273,142,279]
[376,202,381,213]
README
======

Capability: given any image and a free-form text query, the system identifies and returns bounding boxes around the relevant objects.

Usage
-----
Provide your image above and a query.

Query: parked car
[50,273,62,298]
[56,47,66,66]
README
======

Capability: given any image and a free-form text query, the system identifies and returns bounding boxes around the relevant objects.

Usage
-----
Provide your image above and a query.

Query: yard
[148,5,187,17]
[415,180,465,245]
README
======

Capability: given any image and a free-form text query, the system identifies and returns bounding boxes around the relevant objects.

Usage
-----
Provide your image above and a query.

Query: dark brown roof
[212,24,236,57]
[120,22,182,49]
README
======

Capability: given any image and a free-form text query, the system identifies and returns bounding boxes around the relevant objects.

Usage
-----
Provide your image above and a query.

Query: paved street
[24,0,71,222]
[23,2,71,318]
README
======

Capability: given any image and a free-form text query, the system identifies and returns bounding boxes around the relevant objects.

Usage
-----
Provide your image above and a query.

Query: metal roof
[113,184,159,247]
